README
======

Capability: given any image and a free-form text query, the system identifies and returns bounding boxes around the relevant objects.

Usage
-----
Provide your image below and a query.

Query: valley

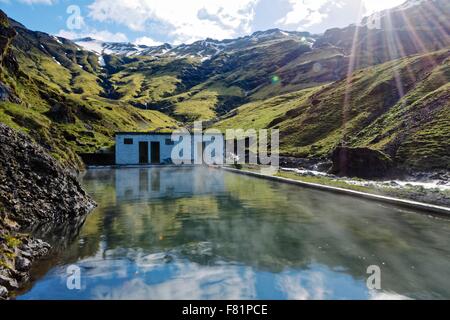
[0,0,450,301]
[1,0,449,172]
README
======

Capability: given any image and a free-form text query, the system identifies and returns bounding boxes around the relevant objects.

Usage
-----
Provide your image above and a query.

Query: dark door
[139,141,149,164]
[151,141,160,164]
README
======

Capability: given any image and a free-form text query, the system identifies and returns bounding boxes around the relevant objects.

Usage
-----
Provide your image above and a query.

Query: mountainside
[217,49,450,170]
[77,29,326,122]
[0,0,449,171]
[72,0,450,123]
[0,10,178,169]
[317,0,450,65]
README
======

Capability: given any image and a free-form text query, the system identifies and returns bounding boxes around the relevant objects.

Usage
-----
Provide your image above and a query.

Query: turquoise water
[18,167,450,300]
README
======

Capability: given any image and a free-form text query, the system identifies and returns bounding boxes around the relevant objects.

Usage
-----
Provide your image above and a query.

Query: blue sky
[0,0,406,45]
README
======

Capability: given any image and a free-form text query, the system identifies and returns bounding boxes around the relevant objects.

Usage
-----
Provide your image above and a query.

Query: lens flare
[271,75,280,84]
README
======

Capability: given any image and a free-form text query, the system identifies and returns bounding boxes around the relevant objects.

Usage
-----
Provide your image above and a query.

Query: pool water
[17,167,450,300]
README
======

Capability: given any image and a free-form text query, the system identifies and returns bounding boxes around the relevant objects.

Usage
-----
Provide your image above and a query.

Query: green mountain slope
[217,49,450,170]
[101,34,328,122]
[0,0,449,172]
[90,0,450,124]
[0,11,178,168]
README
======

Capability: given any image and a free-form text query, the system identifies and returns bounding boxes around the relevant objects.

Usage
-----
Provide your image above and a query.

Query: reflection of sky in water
[19,247,408,300]
[18,167,450,300]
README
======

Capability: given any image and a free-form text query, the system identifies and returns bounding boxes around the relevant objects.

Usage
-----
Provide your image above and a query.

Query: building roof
[116,132,173,136]
[115,131,224,136]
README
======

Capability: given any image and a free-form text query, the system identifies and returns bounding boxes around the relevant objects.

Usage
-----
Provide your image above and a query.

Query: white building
[115,132,225,165]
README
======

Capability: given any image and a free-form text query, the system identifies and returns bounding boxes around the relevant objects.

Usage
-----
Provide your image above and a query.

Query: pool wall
[83,164,450,216]
[218,166,450,216]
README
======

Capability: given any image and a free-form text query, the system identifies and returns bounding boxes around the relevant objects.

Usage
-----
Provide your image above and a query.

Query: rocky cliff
[0,123,96,299]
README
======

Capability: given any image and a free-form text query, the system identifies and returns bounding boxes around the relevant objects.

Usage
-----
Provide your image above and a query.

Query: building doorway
[151,141,160,164]
[139,141,149,164]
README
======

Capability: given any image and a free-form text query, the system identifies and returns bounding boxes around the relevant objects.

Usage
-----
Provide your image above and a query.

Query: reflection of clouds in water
[277,267,412,300]
[277,272,329,300]
[75,242,129,279]
[69,245,414,300]
[79,260,129,280]
[136,252,172,270]
[90,261,256,300]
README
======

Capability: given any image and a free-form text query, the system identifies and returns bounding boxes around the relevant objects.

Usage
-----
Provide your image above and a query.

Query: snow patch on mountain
[75,29,316,59]
[52,56,61,66]
[98,55,105,67]
[75,38,104,55]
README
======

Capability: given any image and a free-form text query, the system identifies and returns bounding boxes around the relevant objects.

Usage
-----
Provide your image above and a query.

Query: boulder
[329,146,393,178]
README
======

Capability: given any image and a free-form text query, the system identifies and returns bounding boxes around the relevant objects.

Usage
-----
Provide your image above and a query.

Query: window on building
[124,138,133,145]
[165,138,174,145]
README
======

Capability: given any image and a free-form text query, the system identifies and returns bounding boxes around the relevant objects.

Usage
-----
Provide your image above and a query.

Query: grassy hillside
[215,87,320,130]
[1,6,449,172]
[216,49,450,170]
[101,37,345,122]
[0,14,178,168]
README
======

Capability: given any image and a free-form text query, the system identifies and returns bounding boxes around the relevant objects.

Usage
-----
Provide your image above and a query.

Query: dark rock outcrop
[0,10,19,75]
[0,123,95,225]
[0,81,21,104]
[0,10,16,61]
[329,146,393,179]
[44,103,77,124]
[0,123,96,299]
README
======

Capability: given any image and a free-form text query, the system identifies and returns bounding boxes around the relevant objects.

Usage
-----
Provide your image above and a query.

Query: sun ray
[411,4,450,48]
[419,0,450,42]
[341,2,366,147]
[384,12,419,84]
[384,10,406,100]
[397,5,448,84]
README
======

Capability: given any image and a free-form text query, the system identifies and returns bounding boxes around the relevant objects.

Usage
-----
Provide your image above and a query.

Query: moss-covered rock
[329,146,393,178]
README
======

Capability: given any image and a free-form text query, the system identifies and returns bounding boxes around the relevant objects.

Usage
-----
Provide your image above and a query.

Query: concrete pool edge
[217,166,450,216]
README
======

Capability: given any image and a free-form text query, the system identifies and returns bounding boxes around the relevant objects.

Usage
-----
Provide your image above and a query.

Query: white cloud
[56,29,128,42]
[87,0,259,44]
[277,272,330,300]
[278,0,330,27]
[134,36,163,47]
[88,258,257,300]
[277,0,408,31]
